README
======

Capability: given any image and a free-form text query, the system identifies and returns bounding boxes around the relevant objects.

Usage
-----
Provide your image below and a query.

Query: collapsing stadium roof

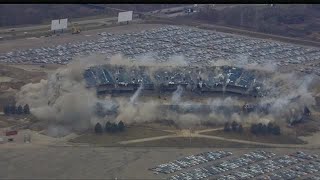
[84,65,266,97]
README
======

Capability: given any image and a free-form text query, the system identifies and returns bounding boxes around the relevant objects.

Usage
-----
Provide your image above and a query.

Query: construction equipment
[71,23,81,34]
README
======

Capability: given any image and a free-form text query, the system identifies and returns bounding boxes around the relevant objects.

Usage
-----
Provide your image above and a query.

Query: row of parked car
[1,25,320,76]
[149,151,232,174]
[218,154,305,180]
[168,151,320,180]
[257,160,320,179]
[168,150,276,180]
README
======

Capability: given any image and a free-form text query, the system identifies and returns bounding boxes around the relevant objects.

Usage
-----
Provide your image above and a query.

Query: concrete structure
[84,65,266,97]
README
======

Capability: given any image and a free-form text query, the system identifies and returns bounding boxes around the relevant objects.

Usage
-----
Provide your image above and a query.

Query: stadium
[84,64,266,97]
[79,61,314,129]
[1,5,320,180]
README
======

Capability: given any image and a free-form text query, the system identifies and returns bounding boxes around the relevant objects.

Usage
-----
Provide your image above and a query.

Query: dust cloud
[15,53,318,135]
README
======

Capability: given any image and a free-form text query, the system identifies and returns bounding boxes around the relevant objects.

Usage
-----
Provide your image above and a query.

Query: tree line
[3,104,30,115]
[94,121,125,134]
[224,121,243,133]
[250,122,280,136]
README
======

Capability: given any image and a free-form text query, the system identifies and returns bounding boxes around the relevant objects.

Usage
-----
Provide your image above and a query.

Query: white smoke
[15,55,113,135]
[130,84,143,104]
[15,53,318,135]
[171,85,184,104]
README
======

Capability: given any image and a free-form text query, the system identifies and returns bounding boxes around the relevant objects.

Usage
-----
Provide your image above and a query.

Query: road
[0,17,117,33]
[0,4,194,40]
[0,4,284,44]
[0,16,120,40]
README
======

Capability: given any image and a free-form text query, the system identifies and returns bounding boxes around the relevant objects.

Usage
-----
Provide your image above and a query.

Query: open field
[0,64,47,110]
[294,120,320,137]
[201,129,306,145]
[0,146,319,179]
[126,137,268,148]
[70,125,173,146]
[67,124,308,148]
[0,64,46,84]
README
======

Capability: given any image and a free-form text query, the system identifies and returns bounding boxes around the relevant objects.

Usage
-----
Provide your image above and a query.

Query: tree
[23,104,30,114]
[110,123,118,133]
[304,106,311,116]
[118,121,125,132]
[224,122,231,132]
[267,122,274,133]
[250,124,258,134]
[261,124,268,135]
[17,105,23,115]
[272,125,281,135]
[238,124,243,133]
[3,105,9,115]
[105,121,112,132]
[231,121,238,132]
[10,104,16,114]
[94,123,103,134]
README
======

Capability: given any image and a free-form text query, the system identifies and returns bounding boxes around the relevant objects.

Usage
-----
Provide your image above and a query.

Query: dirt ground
[0,64,47,111]
[0,146,318,179]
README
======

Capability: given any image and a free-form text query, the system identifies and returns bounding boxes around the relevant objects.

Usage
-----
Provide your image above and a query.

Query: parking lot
[149,151,232,174]
[149,150,320,180]
[1,25,320,75]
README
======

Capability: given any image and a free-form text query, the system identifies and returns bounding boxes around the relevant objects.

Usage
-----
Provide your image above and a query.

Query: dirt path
[194,134,305,148]
[196,128,224,134]
[3,127,319,149]
[119,135,177,145]
[118,128,320,148]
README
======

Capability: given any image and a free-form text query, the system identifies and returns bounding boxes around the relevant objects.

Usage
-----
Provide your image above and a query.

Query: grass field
[69,125,173,146]
[294,120,320,137]
[201,129,306,145]
[127,137,268,148]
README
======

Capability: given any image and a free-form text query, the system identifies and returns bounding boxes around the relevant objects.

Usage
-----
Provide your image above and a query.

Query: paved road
[0,17,117,33]
[0,5,192,37]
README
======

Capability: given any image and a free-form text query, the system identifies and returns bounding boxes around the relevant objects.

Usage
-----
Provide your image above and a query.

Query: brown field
[201,128,306,145]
